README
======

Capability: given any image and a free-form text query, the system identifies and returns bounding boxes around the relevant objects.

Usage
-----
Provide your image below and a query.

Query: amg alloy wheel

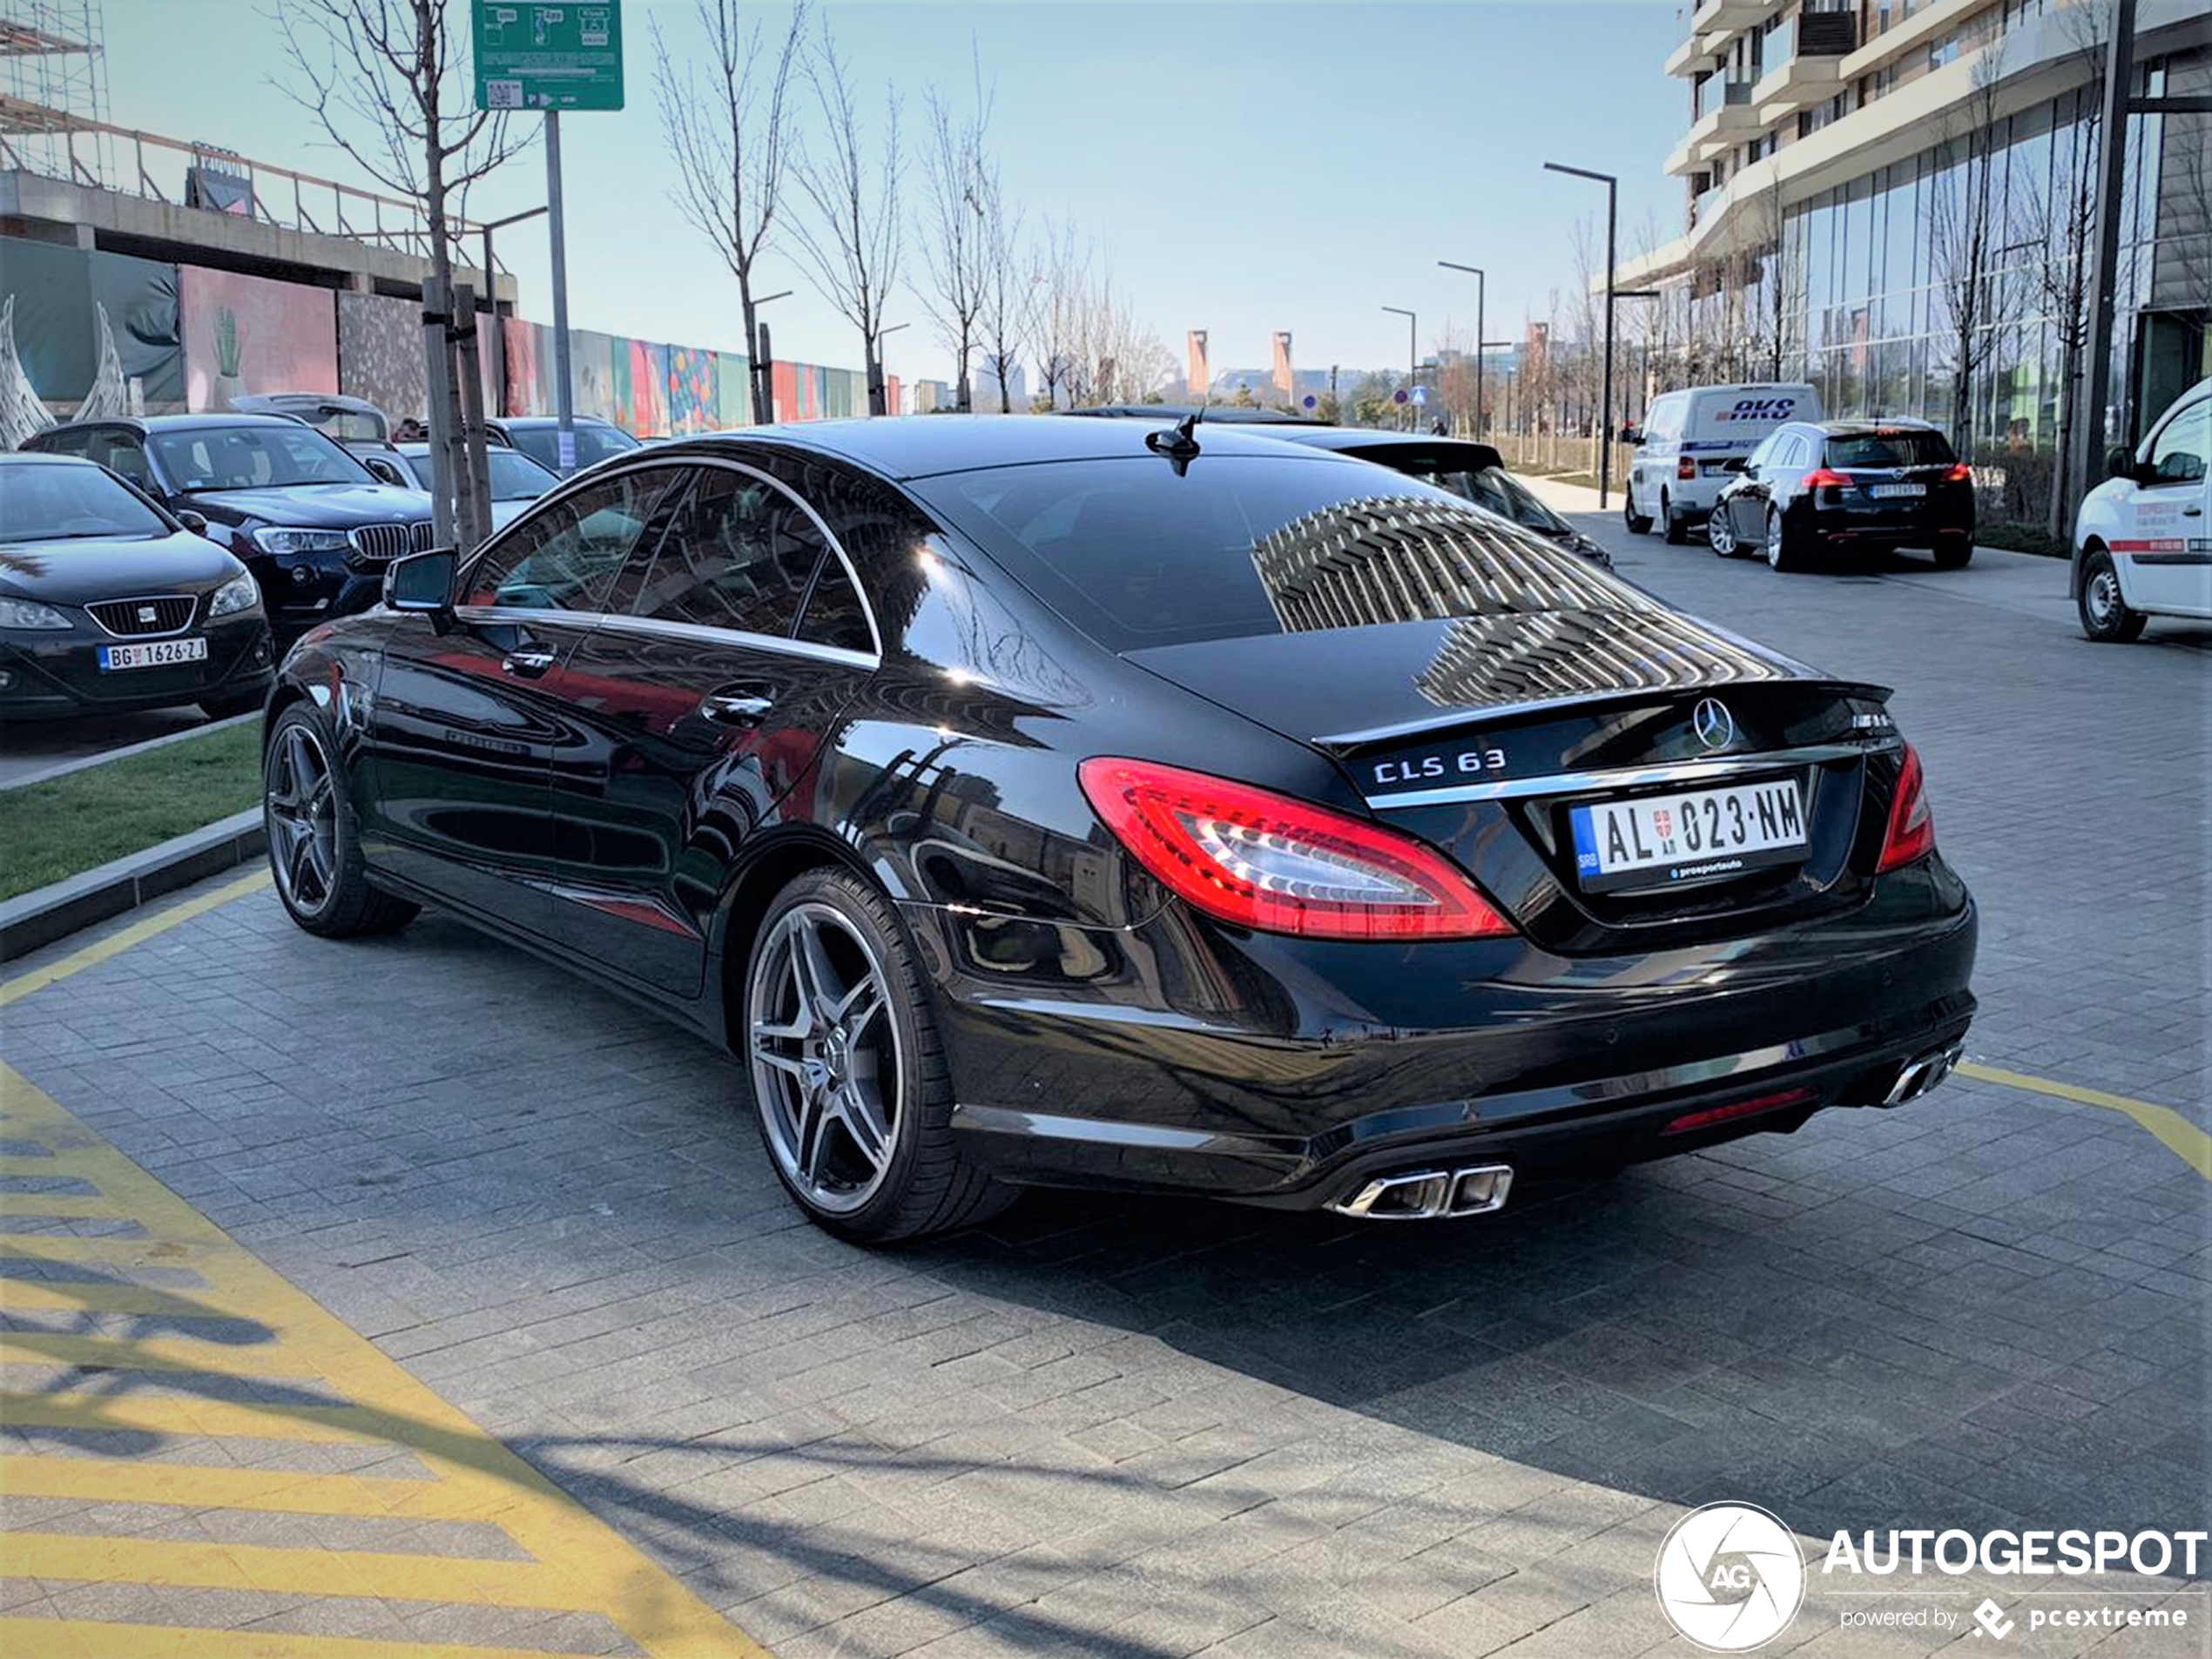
[263,705,417,938]
[744,870,1008,1241]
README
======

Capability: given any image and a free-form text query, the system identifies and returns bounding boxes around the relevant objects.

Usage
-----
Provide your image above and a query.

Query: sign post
[474,3,624,475]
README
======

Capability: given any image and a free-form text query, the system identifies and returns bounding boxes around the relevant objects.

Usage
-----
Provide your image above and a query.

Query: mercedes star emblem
[1692,697,1737,751]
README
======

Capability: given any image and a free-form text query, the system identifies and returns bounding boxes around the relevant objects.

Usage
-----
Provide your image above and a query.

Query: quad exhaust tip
[1328,1163,1514,1220]
[1882,1041,1964,1108]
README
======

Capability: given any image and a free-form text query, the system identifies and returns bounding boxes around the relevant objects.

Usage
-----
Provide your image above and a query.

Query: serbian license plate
[98,637,208,671]
[1570,779,1807,894]
[1869,482,1925,499]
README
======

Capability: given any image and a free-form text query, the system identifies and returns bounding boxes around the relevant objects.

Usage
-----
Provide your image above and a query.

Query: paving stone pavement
[0,495,2206,1657]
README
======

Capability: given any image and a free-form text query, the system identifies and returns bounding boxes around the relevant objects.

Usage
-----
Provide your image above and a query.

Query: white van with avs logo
[1626,382,1823,543]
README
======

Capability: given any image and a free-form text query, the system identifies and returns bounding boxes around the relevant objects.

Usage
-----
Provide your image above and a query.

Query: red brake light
[1675,455,1696,481]
[1943,462,1972,482]
[1077,758,1515,941]
[1803,467,1852,489]
[1662,1088,1818,1136]
[1877,744,1936,873]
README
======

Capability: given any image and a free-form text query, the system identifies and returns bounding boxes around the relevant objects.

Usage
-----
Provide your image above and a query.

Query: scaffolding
[0,0,109,185]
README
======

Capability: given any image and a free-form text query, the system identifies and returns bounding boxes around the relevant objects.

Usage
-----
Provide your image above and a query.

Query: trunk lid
[1124,609,1902,951]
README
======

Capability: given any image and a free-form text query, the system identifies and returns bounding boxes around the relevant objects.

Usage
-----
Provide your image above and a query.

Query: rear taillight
[1662,1088,1818,1136]
[1675,455,1696,481]
[1804,467,1852,490]
[1077,758,1515,941]
[1943,462,1972,482]
[1877,743,1936,873]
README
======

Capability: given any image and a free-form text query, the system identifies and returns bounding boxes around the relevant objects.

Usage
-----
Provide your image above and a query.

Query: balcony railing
[0,118,493,266]
[1695,77,1756,121]
[1799,8,1858,55]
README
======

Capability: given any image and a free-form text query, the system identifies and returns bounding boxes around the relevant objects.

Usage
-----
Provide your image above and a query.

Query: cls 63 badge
[1372,746,1507,786]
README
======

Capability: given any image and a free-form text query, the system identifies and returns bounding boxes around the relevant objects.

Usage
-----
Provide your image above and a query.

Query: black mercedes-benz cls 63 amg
[262,415,1976,1241]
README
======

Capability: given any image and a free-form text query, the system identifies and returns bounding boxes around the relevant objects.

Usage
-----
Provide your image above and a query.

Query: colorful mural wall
[1,233,868,439]
[179,266,338,411]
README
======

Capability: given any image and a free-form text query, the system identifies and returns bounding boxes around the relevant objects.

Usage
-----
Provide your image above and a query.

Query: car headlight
[0,597,73,631]
[251,527,354,556]
[207,571,262,618]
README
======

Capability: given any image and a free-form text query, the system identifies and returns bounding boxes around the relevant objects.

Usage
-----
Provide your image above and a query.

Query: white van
[2072,375,2212,642]
[1625,382,1824,543]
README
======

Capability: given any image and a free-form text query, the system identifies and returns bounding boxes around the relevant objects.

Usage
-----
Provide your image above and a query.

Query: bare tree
[788,16,903,415]
[916,61,995,412]
[1928,45,2024,460]
[1027,216,1087,411]
[975,175,1032,414]
[652,0,808,426]
[1752,170,1798,384]
[270,0,530,544]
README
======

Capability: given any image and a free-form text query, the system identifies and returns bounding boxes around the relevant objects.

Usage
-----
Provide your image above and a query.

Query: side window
[1745,434,1780,470]
[623,467,822,637]
[1646,398,1678,447]
[36,428,92,459]
[2148,401,2209,485]
[795,558,874,653]
[461,468,683,610]
[96,435,155,489]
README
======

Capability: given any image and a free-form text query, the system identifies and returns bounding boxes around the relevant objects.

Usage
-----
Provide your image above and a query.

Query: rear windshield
[910,455,1649,652]
[1824,430,1956,469]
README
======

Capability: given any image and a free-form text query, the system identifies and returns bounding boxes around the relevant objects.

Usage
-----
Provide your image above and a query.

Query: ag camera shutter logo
[1655,1501,1805,1650]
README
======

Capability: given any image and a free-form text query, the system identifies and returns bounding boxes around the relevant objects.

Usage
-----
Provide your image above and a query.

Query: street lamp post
[871,320,910,416]
[751,290,792,424]
[1544,161,1618,508]
[1382,305,1416,429]
[1439,262,1485,438]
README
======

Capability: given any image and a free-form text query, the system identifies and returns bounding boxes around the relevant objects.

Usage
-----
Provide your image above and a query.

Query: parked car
[1708,419,1974,572]
[230,392,395,455]
[2072,375,2212,643]
[0,452,273,720]
[393,442,559,530]
[1624,381,1824,543]
[1252,428,1612,567]
[486,415,642,474]
[263,415,1974,1243]
[22,415,435,637]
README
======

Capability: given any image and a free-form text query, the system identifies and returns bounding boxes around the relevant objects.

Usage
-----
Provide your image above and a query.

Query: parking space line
[0,1456,501,1521]
[0,1619,617,1659]
[0,1332,320,1379]
[0,867,270,1010]
[1959,1061,2212,1181]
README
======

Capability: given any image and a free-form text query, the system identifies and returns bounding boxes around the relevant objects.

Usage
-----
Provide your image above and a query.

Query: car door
[1636,395,1680,513]
[1726,432,1784,540]
[2121,392,2212,617]
[549,460,879,996]
[360,463,688,934]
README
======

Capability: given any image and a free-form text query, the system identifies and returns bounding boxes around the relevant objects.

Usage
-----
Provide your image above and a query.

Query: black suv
[1709,419,1975,572]
[24,415,435,637]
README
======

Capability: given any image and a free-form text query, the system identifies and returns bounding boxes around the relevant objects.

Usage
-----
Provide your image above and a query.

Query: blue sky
[103,1,1689,385]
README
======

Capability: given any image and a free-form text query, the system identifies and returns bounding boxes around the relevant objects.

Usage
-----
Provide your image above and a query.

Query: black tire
[1764,505,1810,573]
[1662,490,1689,544]
[2077,548,2147,643]
[1932,533,1973,570]
[1624,491,1653,536]
[263,703,418,938]
[742,867,1012,1244]
[199,691,266,722]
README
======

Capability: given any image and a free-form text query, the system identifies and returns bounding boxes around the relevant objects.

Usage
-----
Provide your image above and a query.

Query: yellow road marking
[1959,1061,2212,1182]
[0,867,271,1010]
[0,1278,281,1319]
[0,1194,133,1219]
[1,1236,230,1265]
[0,1618,614,1659]
[0,1332,321,1379]
[0,1454,508,1523]
[1,1392,388,1443]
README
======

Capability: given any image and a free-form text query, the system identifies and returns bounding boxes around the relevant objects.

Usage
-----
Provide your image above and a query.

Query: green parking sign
[474,2,624,112]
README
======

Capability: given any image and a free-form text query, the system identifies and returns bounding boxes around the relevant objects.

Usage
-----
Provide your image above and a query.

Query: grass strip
[0,721,262,903]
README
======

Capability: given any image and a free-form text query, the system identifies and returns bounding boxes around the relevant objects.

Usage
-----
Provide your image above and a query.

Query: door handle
[2184,506,2204,516]
[502,644,556,678]
[699,691,775,726]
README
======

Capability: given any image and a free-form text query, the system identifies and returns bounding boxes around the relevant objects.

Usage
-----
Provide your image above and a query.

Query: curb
[0,807,266,963]
[0,712,254,793]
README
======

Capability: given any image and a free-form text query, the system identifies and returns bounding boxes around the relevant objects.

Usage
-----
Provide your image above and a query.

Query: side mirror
[362,455,409,488]
[2105,447,2134,480]
[1618,424,1642,446]
[385,547,456,621]
[174,509,209,535]
[1725,457,1752,475]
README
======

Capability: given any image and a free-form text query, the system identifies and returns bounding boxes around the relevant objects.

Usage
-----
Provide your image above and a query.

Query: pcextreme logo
[1654,1502,1806,1651]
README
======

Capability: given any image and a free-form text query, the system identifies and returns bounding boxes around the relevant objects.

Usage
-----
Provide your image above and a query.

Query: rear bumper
[914,876,1979,1208]
[1807,502,1973,547]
